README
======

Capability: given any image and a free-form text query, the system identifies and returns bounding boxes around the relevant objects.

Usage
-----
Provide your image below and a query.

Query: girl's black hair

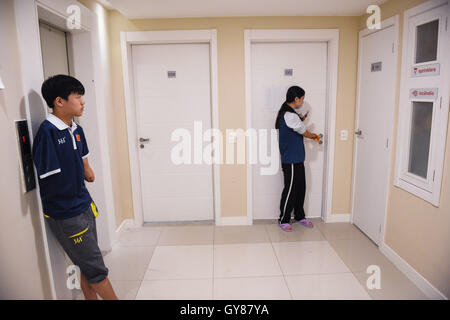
[41,74,85,108]
[275,86,305,129]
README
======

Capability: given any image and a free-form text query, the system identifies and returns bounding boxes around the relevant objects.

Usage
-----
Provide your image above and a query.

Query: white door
[132,43,214,222]
[353,24,397,245]
[251,42,328,220]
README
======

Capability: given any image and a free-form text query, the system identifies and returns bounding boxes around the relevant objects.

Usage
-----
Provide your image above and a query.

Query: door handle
[314,133,324,145]
[355,129,362,136]
[139,137,150,143]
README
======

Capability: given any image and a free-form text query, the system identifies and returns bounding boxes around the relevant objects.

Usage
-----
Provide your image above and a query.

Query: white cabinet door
[131,43,214,222]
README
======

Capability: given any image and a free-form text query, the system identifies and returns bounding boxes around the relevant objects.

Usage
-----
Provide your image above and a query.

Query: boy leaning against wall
[32,75,117,300]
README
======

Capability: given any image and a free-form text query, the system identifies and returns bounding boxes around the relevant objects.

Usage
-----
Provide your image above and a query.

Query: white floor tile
[158,225,214,246]
[213,276,291,300]
[117,226,162,247]
[214,225,271,244]
[214,243,282,278]
[103,246,155,281]
[136,279,213,300]
[110,280,142,300]
[353,268,428,300]
[272,241,350,275]
[144,245,213,280]
[315,221,368,241]
[286,273,371,300]
[266,223,325,242]
[89,219,428,301]
[328,237,395,273]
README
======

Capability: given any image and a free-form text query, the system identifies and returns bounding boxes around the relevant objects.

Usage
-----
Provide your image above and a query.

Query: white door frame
[14,0,116,299]
[120,30,221,227]
[350,15,400,245]
[244,29,339,223]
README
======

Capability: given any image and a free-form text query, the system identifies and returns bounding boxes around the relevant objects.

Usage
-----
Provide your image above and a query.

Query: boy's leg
[90,277,118,300]
[80,273,98,300]
[46,205,117,299]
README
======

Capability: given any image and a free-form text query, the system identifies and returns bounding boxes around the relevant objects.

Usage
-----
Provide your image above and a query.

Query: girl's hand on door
[300,111,309,121]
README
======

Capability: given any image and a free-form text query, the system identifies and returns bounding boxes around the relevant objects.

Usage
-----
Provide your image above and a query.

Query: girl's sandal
[294,219,314,228]
[279,223,293,232]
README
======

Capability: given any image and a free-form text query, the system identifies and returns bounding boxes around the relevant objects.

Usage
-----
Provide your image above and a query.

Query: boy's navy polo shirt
[32,114,92,220]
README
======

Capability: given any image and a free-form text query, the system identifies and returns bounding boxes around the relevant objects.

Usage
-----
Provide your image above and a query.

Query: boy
[275,86,320,232]
[32,75,118,300]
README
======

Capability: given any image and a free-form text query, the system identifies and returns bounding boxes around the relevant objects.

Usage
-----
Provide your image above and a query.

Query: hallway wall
[0,0,52,299]
[360,0,450,298]
[102,10,361,225]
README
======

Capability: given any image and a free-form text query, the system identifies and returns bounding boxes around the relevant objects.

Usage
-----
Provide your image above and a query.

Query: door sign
[409,88,438,100]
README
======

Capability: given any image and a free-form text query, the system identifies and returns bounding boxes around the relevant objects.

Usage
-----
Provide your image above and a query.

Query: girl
[275,86,320,232]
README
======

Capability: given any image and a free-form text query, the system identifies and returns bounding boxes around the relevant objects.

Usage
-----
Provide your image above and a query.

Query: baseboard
[380,242,448,300]
[216,216,252,226]
[112,218,134,245]
[325,213,350,223]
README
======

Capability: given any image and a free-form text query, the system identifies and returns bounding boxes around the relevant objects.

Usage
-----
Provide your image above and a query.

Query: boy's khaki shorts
[45,202,109,284]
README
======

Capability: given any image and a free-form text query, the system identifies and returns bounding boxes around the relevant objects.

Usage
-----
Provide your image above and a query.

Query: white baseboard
[112,218,134,245]
[325,213,350,223]
[216,216,252,226]
[380,242,448,300]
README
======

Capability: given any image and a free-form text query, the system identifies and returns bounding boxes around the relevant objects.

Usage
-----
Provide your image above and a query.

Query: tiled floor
[82,218,429,300]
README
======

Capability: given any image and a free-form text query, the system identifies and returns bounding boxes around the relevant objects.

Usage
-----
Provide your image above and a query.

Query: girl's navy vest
[277,105,305,164]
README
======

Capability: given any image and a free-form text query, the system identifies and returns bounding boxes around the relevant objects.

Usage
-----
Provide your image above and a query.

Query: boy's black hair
[41,74,85,108]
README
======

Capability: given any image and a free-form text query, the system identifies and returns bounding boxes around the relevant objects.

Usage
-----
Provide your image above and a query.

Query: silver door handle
[314,133,323,144]
[355,130,362,136]
[139,137,150,143]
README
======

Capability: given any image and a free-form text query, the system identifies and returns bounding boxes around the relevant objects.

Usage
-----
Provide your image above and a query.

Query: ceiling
[99,0,388,19]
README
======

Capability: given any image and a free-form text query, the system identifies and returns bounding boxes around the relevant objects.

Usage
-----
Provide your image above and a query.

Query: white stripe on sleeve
[39,168,61,179]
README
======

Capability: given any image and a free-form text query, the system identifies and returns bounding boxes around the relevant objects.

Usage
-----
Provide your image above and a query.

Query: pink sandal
[279,223,293,232]
[294,219,314,228]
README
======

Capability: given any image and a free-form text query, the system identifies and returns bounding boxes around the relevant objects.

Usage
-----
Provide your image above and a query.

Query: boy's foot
[279,223,293,232]
[293,218,314,228]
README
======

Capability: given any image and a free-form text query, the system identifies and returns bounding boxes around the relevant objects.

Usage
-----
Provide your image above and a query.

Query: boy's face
[54,93,85,117]
[293,96,305,109]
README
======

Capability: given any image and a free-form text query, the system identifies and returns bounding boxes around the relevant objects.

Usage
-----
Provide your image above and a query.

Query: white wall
[0,0,52,299]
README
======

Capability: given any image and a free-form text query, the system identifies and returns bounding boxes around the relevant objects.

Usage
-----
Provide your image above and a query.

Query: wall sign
[284,69,293,76]
[411,63,440,77]
[168,71,176,78]
[371,61,382,72]
[409,88,438,100]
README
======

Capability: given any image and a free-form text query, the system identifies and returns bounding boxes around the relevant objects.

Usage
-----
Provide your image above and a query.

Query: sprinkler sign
[411,63,440,78]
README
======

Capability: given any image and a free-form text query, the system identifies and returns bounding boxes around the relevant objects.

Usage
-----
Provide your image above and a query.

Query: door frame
[244,29,339,223]
[120,30,221,227]
[350,15,400,245]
